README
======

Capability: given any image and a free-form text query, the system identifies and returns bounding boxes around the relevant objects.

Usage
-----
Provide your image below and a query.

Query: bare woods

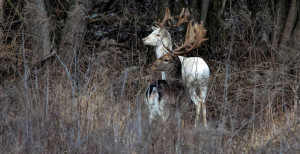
[0,0,299,153]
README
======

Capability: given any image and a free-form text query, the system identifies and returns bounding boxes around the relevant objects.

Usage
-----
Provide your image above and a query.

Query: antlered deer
[143,8,210,127]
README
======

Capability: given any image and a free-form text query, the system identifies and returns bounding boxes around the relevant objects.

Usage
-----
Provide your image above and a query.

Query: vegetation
[0,0,299,153]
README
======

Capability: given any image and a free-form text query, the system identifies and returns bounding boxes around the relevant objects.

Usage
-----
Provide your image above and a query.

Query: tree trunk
[187,0,200,22]
[287,19,300,61]
[271,0,289,47]
[0,0,4,46]
[289,20,300,50]
[58,0,92,63]
[279,0,297,49]
[158,0,169,20]
[24,0,51,59]
[286,0,300,51]
[200,0,210,26]
[247,0,269,15]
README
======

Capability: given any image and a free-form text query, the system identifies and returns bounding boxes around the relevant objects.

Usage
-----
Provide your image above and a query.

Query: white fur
[143,27,210,127]
[145,86,167,122]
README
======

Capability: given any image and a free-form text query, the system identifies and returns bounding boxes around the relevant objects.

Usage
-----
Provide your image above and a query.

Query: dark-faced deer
[145,52,190,123]
[143,8,210,127]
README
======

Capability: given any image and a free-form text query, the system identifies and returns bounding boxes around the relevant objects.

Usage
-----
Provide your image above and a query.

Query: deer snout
[150,63,158,71]
[142,38,146,42]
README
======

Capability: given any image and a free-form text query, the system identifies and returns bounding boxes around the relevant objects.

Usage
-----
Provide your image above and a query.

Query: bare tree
[276,0,299,61]
[22,0,93,65]
[58,0,92,63]
[24,0,51,59]
[272,0,288,47]
[279,0,297,50]
[200,0,210,26]
[289,19,300,50]
[0,0,4,46]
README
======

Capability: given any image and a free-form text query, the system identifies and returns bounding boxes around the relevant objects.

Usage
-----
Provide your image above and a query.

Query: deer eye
[163,59,169,62]
[156,34,161,36]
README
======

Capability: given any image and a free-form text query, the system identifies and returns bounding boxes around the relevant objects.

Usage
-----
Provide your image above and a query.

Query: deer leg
[201,101,207,127]
[149,113,153,123]
[195,102,201,126]
[189,88,201,126]
[161,71,167,80]
[200,85,208,127]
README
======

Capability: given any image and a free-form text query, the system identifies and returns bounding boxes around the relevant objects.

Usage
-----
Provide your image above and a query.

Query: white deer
[143,8,210,127]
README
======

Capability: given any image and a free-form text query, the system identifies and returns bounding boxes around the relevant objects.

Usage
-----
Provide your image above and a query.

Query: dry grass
[0,0,299,153]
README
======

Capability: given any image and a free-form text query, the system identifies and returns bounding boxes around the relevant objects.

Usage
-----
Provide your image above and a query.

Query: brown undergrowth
[0,0,299,153]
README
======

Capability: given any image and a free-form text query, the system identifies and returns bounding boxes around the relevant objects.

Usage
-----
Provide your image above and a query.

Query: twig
[7,0,23,19]
[26,49,58,81]
[58,0,68,13]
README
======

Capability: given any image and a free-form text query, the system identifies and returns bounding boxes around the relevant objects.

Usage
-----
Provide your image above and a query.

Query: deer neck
[155,35,172,59]
[156,39,171,80]
[168,70,182,81]
[156,31,172,80]
[167,62,182,82]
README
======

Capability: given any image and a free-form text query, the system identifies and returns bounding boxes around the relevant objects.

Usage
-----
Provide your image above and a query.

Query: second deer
[145,52,190,123]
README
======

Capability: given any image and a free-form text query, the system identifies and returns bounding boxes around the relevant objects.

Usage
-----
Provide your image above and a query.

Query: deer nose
[142,38,145,42]
[150,64,157,70]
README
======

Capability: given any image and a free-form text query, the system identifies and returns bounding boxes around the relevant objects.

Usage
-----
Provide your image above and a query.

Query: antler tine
[162,20,194,53]
[159,8,208,55]
[155,8,189,29]
[174,8,190,27]
[156,8,173,29]
[172,21,208,55]
[187,22,208,51]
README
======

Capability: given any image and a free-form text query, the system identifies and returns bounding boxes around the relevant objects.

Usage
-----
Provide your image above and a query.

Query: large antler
[163,21,208,55]
[157,8,207,54]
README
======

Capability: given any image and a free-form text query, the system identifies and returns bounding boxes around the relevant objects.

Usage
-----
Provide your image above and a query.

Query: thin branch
[7,0,23,19]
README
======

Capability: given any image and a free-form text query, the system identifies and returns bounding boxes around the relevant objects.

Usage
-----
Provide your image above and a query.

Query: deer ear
[151,26,158,31]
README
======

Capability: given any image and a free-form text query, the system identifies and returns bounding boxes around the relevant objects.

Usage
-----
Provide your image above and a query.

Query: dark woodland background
[0,0,299,153]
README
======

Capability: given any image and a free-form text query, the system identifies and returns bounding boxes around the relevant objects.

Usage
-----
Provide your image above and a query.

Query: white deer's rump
[179,56,209,83]
[179,56,209,127]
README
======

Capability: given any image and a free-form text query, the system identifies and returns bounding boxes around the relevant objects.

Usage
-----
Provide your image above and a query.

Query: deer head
[143,7,207,55]
[142,26,171,47]
[142,8,190,47]
[150,52,182,80]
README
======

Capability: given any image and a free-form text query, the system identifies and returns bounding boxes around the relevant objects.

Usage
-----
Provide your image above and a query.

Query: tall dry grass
[0,0,299,153]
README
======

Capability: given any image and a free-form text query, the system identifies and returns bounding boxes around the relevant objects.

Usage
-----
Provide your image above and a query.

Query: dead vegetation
[0,0,299,153]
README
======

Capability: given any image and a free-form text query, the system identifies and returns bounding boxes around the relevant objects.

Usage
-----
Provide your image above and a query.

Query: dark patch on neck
[168,56,182,80]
